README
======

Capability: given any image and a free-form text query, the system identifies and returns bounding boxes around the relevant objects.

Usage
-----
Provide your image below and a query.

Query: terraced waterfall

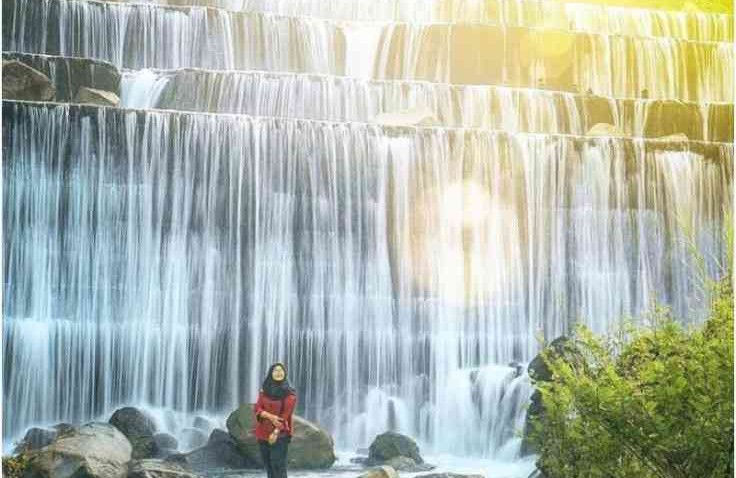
[2,0,733,475]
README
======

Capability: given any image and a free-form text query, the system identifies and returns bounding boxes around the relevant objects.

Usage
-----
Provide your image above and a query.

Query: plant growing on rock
[2,453,29,478]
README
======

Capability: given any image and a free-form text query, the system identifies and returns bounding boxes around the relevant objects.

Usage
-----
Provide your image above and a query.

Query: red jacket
[253,389,298,441]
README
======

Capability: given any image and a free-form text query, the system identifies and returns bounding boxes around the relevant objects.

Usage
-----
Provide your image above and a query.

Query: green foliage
[2,453,29,478]
[528,276,734,478]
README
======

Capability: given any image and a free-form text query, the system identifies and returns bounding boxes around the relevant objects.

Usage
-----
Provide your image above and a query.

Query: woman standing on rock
[254,362,298,478]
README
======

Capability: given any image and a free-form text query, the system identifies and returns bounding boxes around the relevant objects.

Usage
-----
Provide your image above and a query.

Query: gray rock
[384,456,435,472]
[153,433,178,451]
[356,466,399,478]
[192,417,211,432]
[180,428,208,450]
[373,107,438,127]
[523,336,585,456]
[586,122,621,136]
[127,459,200,478]
[368,431,424,464]
[527,336,583,383]
[13,427,57,453]
[53,423,77,436]
[226,403,336,469]
[109,407,157,459]
[415,473,485,478]
[2,60,55,101]
[2,53,121,102]
[74,87,120,107]
[24,422,132,478]
[183,428,256,472]
[110,407,156,438]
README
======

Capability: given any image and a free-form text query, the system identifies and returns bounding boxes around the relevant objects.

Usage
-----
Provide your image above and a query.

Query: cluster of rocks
[6,402,340,478]
[3,52,121,106]
[7,404,493,478]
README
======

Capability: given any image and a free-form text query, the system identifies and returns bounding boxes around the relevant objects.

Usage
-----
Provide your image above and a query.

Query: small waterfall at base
[3,101,731,463]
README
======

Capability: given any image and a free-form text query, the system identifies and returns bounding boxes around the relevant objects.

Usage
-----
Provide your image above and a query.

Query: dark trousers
[258,435,290,478]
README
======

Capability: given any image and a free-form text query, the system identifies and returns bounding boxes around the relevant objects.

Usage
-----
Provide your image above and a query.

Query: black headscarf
[261,361,296,399]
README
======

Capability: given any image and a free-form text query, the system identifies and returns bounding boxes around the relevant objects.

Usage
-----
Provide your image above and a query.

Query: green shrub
[528,276,734,478]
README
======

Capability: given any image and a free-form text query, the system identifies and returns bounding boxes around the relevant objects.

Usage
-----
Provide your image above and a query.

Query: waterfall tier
[4,0,732,101]
[119,67,734,141]
[65,0,735,42]
[4,99,732,450]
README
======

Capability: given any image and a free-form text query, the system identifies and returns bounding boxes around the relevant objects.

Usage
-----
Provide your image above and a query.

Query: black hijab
[261,361,296,399]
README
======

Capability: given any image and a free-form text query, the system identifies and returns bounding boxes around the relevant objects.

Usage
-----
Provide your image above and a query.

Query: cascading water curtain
[3,101,732,455]
[4,0,733,100]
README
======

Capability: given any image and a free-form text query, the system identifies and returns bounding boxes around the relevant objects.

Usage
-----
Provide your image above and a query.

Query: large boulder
[109,407,157,459]
[2,60,55,101]
[127,459,200,478]
[183,429,257,472]
[226,403,336,469]
[23,422,132,478]
[368,431,424,464]
[356,465,399,478]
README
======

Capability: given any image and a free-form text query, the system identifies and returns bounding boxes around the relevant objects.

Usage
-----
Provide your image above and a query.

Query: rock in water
[226,403,337,469]
[415,473,485,478]
[74,87,120,106]
[192,417,211,432]
[655,133,689,142]
[586,122,621,136]
[184,428,257,472]
[109,407,157,459]
[384,456,435,472]
[24,422,131,478]
[527,336,583,383]
[373,106,438,127]
[13,427,57,454]
[368,431,424,464]
[127,459,200,478]
[150,433,179,459]
[523,336,584,455]
[152,433,178,451]
[2,60,55,101]
[356,465,399,478]
[180,428,208,450]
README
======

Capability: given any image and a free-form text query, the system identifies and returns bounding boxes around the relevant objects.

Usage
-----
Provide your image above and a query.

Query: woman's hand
[261,411,284,427]
[267,428,279,445]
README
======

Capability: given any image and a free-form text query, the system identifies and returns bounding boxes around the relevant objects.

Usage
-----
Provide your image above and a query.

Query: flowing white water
[4,0,733,100]
[119,68,733,140]
[113,0,734,43]
[2,0,733,474]
[3,102,731,456]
